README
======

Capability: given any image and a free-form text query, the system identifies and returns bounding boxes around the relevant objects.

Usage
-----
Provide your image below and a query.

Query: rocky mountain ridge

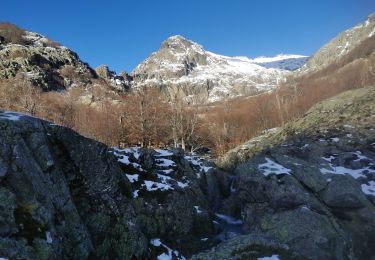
[299,12,375,73]
[0,28,97,91]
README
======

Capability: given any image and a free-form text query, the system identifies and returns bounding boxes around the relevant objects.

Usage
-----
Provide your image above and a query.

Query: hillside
[300,12,375,73]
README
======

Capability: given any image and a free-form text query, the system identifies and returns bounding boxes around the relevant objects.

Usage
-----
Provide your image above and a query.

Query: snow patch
[258,157,291,176]
[194,206,203,214]
[46,231,53,244]
[177,181,189,188]
[150,238,186,260]
[156,158,176,167]
[257,255,281,260]
[215,213,243,225]
[126,174,139,183]
[361,181,375,196]
[132,190,139,198]
[143,180,174,191]
[155,149,174,157]
[320,165,374,179]
[0,112,22,121]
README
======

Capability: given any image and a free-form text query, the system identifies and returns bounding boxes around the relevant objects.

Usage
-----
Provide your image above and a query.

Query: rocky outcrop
[95,65,130,91]
[0,28,97,91]
[0,111,228,259]
[210,86,375,259]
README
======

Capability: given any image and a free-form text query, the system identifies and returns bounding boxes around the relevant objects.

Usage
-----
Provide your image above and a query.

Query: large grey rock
[322,175,370,208]
[0,111,152,259]
[215,86,375,259]
[0,111,229,259]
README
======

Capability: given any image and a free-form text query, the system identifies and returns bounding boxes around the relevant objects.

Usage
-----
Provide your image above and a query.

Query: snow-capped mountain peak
[132,36,308,102]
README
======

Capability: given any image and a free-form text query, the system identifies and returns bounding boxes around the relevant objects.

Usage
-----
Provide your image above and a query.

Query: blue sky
[2,0,374,72]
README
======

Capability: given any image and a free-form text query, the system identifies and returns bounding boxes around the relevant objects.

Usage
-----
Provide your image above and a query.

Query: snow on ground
[45,231,53,244]
[0,112,22,121]
[150,238,186,260]
[111,147,213,196]
[122,147,141,159]
[155,149,174,157]
[320,155,375,179]
[194,206,203,214]
[156,158,176,167]
[319,150,375,197]
[353,151,369,162]
[143,180,174,191]
[361,181,375,196]
[184,154,213,177]
[126,174,139,183]
[177,181,189,188]
[258,157,291,176]
[132,190,139,198]
[112,148,144,171]
[320,165,374,179]
[215,213,243,225]
[257,255,281,260]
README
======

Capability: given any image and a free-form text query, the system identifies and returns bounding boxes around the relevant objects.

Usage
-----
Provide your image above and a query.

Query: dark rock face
[195,137,375,259]
[0,111,226,259]
[0,111,148,258]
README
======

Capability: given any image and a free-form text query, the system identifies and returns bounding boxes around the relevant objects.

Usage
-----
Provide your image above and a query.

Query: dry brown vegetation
[0,22,29,45]
[1,35,374,154]
[202,35,375,154]
[0,22,61,47]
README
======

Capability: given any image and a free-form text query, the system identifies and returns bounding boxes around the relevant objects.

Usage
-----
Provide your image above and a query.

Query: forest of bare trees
[1,35,374,155]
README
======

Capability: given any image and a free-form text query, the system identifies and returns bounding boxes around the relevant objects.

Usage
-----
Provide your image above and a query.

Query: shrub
[0,22,30,45]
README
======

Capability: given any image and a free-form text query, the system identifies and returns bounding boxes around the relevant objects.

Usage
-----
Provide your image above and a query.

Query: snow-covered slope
[132,35,307,102]
[251,54,308,70]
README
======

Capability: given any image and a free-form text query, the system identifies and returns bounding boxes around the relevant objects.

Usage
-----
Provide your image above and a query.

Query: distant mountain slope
[132,35,307,102]
[300,12,375,73]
